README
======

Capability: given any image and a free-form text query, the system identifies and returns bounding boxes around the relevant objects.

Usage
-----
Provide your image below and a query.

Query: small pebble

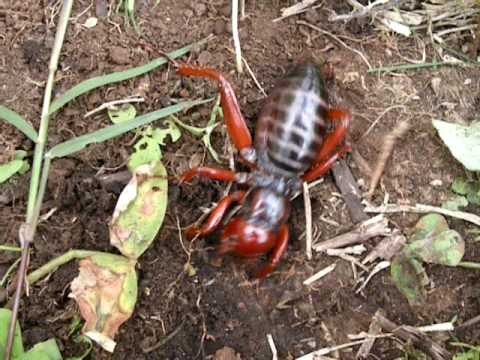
[430,179,443,187]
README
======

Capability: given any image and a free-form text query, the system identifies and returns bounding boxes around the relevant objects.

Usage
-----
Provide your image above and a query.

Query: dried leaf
[110,162,167,259]
[69,254,138,352]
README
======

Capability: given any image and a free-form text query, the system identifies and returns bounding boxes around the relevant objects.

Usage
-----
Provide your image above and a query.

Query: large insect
[177,62,351,278]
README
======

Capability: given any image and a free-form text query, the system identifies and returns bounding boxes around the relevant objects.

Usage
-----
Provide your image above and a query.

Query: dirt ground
[1,0,479,359]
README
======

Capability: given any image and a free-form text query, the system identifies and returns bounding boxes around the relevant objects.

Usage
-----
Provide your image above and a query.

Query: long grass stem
[6,2,74,359]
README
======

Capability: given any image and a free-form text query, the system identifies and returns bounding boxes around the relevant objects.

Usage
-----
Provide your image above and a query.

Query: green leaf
[46,98,212,159]
[432,120,480,171]
[169,95,223,164]
[0,159,26,183]
[452,178,480,205]
[0,106,38,142]
[127,120,182,171]
[407,229,465,266]
[48,37,211,115]
[452,177,470,195]
[21,339,62,360]
[0,308,24,359]
[110,161,168,259]
[108,104,137,124]
[453,347,480,360]
[405,214,465,266]
[391,254,428,306]
[410,213,449,243]
[442,195,469,211]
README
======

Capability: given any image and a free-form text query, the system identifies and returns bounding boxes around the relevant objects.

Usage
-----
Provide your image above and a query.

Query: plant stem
[0,257,22,287]
[457,261,480,270]
[231,0,243,73]
[368,61,476,73]
[6,2,73,359]
[28,249,104,285]
[0,245,21,252]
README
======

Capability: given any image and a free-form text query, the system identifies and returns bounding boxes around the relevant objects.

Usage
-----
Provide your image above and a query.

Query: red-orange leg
[315,108,351,163]
[179,166,237,184]
[177,65,255,160]
[255,224,289,279]
[302,145,351,182]
[186,191,247,240]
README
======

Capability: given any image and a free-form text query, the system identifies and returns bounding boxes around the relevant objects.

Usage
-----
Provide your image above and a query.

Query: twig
[239,0,245,20]
[142,320,185,353]
[303,263,336,286]
[273,0,322,22]
[362,229,406,264]
[84,97,145,118]
[356,309,383,359]
[296,339,367,360]
[374,312,451,360]
[297,20,372,70]
[313,214,390,252]
[360,105,406,139]
[0,257,22,288]
[364,203,480,227]
[456,314,480,331]
[332,160,369,224]
[329,0,401,22]
[267,334,278,360]
[242,57,267,97]
[368,61,476,74]
[6,1,73,359]
[231,0,243,73]
[355,260,390,293]
[367,120,410,199]
[303,182,313,261]
[321,322,339,358]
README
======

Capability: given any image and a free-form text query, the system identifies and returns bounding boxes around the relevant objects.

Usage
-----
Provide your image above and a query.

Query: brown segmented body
[255,64,330,177]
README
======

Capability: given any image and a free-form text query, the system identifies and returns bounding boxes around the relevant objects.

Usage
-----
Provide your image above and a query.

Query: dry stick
[273,0,322,22]
[374,312,451,360]
[5,1,73,359]
[332,159,369,224]
[367,120,411,199]
[297,20,372,70]
[356,309,383,359]
[303,182,313,261]
[231,0,243,73]
[296,340,367,360]
[329,0,405,22]
[267,334,278,360]
[364,203,480,227]
[313,214,390,252]
[84,97,144,118]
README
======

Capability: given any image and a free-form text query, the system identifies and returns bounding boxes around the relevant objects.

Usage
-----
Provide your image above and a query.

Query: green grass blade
[0,106,38,142]
[48,36,211,115]
[46,98,213,159]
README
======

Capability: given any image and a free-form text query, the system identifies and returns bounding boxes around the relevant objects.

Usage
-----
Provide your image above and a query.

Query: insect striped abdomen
[255,64,329,177]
